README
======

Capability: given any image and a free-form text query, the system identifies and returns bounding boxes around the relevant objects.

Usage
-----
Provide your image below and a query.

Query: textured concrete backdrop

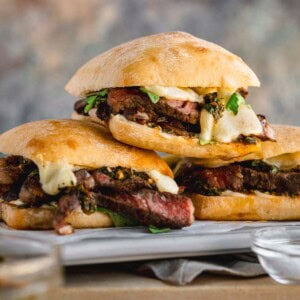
[0,0,299,132]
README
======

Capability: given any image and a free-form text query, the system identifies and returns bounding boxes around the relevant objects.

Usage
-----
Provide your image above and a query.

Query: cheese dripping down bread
[0,119,194,234]
[66,31,275,158]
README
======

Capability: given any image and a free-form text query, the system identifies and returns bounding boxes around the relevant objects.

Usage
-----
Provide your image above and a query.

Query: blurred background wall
[0,0,299,132]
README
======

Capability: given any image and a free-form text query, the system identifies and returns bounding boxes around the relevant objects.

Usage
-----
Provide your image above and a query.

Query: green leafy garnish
[148,225,171,234]
[251,160,261,168]
[49,201,58,208]
[97,207,138,227]
[249,160,279,173]
[226,92,249,115]
[84,95,97,113]
[271,165,279,174]
[97,208,171,233]
[140,87,160,104]
[84,89,108,113]
[199,139,215,145]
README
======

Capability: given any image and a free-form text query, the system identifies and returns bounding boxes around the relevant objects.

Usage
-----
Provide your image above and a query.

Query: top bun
[0,119,172,177]
[65,31,260,97]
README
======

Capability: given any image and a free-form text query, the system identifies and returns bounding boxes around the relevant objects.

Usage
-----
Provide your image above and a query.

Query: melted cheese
[158,131,175,139]
[213,105,263,143]
[144,86,203,102]
[199,102,263,144]
[221,190,275,198]
[144,86,238,102]
[38,161,77,195]
[264,152,300,169]
[221,190,247,197]
[148,170,179,194]
[253,190,275,199]
[193,87,218,95]
[199,109,214,142]
[8,199,24,206]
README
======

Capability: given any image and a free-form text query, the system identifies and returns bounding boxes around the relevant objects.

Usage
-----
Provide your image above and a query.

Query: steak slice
[106,88,200,136]
[75,169,95,190]
[92,169,155,193]
[154,116,199,137]
[0,156,35,186]
[177,165,243,195]
[176,162,300,195]
[155,99,200,124]
[107,88,200,125]
[19,173,49,205]
[53,191,81,235]
[242,168,300,195]
[0,156,36,200]
[94,189,194,228]
[107,88,154,118]
[257,114,275,141]
[74,99,87,115]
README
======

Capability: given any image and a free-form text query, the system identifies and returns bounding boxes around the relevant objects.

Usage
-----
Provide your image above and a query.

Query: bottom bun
[191,193,300,221]
[109,114,260,159]
[0,202,113,230]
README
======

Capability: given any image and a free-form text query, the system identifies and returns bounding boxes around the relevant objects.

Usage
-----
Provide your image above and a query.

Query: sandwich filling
[0,156,194,234]
[74,86,275,144]
[175,159,300,197]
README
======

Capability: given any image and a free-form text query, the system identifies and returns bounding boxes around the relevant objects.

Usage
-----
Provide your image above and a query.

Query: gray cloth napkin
[136,253,266,285]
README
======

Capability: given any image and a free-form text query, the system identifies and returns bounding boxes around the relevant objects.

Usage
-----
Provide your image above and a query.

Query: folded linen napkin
[136,253,266,285]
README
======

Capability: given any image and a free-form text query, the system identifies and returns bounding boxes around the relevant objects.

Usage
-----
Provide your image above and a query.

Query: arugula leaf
[97,207,138,227]
[97,208,171,233]
[250,160,278,173]
[226,92,249,115]
[271,165,279,174]
[251,160,261,168]
[199,139,215,145]
[84,95,98,113]
[49,201,58,208]
[148,225,171,234]
[83,89,108,113]
[140,87,160,104]
[97,89,108,97]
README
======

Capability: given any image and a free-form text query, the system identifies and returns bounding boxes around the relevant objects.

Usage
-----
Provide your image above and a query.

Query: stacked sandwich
[0,32,299,234]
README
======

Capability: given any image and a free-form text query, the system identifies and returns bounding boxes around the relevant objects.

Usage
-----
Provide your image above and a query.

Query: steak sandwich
[0,119,194,234]
[66,31,274,159]
[174,125,300,220]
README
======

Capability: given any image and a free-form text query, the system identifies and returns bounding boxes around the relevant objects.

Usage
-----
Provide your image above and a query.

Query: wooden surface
[50,263,300,300]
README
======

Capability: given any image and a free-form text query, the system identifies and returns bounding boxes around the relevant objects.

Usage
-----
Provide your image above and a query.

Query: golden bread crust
[65,31,260,97]
[0,202,113,230]
[191,193,300,221]
[258,124,300,158]
[188,124,300,165]
[109,115,261,159]
[0,119,172,177]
